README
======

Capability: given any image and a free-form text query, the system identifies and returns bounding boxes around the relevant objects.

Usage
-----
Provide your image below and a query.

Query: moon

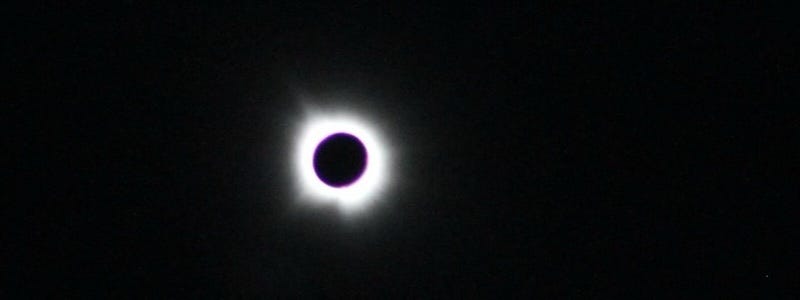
[313,132,368,187]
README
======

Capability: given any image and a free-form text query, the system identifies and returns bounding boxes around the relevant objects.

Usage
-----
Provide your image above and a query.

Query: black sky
[6,2,797,298]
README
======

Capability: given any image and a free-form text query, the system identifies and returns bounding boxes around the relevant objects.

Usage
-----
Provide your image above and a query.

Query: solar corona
[295,114,389,212]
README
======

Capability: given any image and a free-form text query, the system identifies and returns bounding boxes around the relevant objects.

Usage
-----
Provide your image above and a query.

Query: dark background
[6,2,796,297]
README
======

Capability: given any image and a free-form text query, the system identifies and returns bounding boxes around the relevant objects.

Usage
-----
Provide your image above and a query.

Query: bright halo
[295,113,389,211]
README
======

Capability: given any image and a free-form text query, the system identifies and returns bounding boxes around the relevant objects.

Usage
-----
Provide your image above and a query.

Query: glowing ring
[295,114,388,211]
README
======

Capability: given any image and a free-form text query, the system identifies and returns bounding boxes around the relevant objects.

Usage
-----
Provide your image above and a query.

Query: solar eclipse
[295,113,389,212]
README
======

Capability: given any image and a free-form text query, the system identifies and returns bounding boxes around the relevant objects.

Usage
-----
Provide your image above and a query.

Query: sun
[294,112,390,212]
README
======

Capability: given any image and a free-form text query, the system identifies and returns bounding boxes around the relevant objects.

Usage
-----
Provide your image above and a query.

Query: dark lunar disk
[313,133,368,187]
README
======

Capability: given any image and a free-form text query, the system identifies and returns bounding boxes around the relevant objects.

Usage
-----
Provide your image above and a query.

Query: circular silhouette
[313,133,368,187]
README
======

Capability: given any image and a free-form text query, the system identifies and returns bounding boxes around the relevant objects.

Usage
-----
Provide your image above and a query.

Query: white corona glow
[295,113,389,211]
